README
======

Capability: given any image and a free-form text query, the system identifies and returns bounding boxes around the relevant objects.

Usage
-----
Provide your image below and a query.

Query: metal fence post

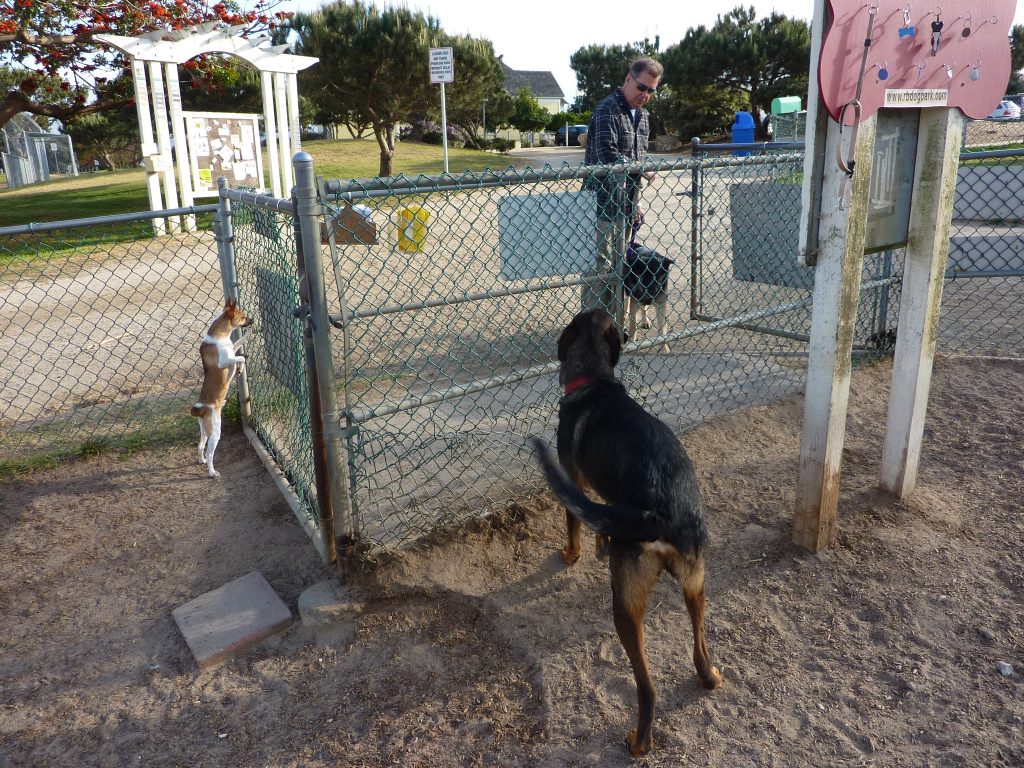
[292,152,353,565]
[214,177,253,429]
[690,136,702,319]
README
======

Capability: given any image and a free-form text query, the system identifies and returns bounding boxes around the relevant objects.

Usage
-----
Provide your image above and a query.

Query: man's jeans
[581,217,622,312]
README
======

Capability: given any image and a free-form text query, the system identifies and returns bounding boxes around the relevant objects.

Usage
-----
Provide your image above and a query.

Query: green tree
[0,0,283,128]
[508,86,549,139]
[285,0,442,176]
[1008,25,1024,92]
[545,110,591,132]
[480,89,514,136]
[441,34,506,148]
[60,71,143,169]
[656,83,746,142]
[569,38,659,112]
[284,2,506,174]
[64,103,141,169]
[661,6,810,139]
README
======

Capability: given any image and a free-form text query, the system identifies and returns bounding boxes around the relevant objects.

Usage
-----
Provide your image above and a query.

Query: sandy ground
[1,354,1022,767]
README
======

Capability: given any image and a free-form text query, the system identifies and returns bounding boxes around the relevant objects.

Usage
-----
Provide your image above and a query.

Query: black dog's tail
[529,436,663,542]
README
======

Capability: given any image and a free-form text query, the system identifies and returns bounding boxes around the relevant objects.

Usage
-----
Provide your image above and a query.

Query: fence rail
[2,143,1022,561]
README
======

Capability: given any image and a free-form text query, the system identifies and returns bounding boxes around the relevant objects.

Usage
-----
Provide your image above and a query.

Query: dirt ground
[2,355,1022,767]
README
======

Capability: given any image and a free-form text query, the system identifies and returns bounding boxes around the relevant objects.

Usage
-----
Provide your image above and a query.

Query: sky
[279,0,1024,101]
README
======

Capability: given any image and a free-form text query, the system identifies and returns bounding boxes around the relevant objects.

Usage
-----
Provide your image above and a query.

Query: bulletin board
[183,111,265,195]
[819,0,1014,122]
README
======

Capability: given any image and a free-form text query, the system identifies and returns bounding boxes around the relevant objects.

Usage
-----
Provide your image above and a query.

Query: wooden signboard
[818,0,1014,121]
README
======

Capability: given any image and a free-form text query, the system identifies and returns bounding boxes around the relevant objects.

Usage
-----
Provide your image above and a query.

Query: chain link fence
[3,144,1022,559]
[943,148,1024,357]
[962,117,1024,149]
[291,150,901,553]
[222,190,329,558]
[0,209,221,466]
[770,113,1023,148]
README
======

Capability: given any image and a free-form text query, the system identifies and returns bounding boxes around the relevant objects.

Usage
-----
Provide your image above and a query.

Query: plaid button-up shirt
[584,88,650,222]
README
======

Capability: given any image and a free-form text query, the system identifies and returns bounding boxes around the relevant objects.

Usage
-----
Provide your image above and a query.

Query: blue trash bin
[731,111,756,156]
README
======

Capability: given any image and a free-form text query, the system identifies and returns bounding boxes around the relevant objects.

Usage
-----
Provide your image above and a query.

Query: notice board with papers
[184,111,264,195]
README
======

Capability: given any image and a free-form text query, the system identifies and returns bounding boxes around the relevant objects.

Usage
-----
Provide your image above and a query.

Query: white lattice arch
[97,23,318,230]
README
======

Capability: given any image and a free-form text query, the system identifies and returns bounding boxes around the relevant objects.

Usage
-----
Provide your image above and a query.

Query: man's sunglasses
[631,74,657,94]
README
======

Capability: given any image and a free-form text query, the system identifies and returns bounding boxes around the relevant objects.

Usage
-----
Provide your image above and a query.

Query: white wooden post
[164,62,196,231]
[148,61,181,232]
[287,72,302,156]
[274,72,293,194]
[131,59,166,234]
[793,115,877,551]
[261,71,282,197]
[879,108,965,496]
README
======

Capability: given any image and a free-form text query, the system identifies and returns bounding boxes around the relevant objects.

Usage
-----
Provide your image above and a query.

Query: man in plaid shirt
[582,57,663,311]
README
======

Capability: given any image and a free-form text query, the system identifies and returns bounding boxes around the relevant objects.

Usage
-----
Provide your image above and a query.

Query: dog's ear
[225,297,237,310]
[557,322,578,362]
[603,321,624,367]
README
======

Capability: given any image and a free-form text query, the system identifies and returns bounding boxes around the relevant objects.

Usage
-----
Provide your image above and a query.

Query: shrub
[418,120,471,147]
[490,137,515,153]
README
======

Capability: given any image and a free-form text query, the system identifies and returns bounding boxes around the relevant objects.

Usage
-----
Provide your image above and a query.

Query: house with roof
[502,63,568,114]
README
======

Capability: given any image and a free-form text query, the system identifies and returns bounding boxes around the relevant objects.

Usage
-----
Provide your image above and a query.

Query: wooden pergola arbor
[97,23,317,231]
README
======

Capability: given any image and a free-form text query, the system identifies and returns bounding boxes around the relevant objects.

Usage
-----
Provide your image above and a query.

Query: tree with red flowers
[0,0,290,128]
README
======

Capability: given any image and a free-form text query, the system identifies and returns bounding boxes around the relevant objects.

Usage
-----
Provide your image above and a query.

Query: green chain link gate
[217,146,1024,561]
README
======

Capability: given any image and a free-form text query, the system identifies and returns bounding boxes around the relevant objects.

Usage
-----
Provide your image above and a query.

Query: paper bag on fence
[320,203,377,245]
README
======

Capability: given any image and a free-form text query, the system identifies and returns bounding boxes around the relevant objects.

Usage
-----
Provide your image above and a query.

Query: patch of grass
[222,395,243,428]
[963,142,1024,153]
[77,437,113,458]
[0,138,513,228]
[306,136,514,181]
[0,413,239,480]
[0,452,62,478]
[0,390,251,480]
[0,170,151,227]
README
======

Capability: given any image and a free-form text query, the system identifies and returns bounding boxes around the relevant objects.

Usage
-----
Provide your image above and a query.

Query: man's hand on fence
[634,203,646,226]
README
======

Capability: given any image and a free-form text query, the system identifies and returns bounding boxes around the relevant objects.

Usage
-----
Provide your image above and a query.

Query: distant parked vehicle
[554,124,588,146]
[987,100,1022,120]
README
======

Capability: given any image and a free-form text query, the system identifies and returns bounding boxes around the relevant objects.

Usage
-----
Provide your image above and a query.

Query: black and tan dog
[530,308,722,756]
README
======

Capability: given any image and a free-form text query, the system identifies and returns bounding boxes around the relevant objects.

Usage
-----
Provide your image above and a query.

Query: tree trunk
[374,123,395,178]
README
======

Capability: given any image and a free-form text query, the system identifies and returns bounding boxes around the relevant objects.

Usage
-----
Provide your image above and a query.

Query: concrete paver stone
[172,570,293,670]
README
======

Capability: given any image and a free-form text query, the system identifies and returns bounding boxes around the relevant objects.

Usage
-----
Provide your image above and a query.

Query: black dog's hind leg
[610,544,662,756]
[561,466,587,565]
[563,508,582,565]
[676,554,724,690]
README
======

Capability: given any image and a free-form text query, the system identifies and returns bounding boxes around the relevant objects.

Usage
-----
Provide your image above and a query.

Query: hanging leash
[837,2,878,208]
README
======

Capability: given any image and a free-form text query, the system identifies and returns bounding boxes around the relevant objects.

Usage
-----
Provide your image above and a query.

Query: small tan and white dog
[190,298,254,478]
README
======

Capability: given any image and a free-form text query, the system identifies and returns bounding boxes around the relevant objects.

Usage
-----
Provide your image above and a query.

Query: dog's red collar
[563,377,595,397]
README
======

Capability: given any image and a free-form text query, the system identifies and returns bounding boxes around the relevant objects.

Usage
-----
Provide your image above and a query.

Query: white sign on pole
[429,47,454,84]
[430,47,454,173]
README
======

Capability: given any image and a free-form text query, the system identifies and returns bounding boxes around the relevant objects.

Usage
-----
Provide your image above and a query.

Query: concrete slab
[172,571,293,670]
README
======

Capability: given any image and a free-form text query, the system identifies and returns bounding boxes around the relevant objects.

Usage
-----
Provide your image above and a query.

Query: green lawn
[0,137,516,228]
[0,171,153,227]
